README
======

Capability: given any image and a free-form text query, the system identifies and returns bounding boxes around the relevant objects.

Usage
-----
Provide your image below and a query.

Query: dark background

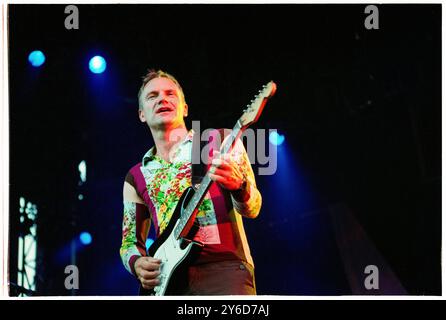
[8,4,441,295]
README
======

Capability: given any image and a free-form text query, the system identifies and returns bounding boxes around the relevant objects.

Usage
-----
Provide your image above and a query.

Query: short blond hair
[137,69,186,109]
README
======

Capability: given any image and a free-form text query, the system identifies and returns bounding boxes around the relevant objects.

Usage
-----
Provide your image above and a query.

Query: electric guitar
[140,81,277,296]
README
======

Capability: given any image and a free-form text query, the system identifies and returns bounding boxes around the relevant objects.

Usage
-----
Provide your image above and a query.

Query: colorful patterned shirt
[120,129,262,276]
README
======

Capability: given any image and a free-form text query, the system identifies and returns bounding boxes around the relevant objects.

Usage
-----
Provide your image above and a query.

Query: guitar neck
[173,120,244,239]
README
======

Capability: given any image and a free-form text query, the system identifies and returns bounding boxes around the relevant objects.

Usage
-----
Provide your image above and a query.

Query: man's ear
[183,104,189,117]
[138,109,146,123]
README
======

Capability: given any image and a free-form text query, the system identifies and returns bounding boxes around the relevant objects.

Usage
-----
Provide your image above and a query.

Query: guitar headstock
[239,81,277,128]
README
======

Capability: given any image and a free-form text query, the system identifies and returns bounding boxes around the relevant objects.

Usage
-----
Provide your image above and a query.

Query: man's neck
[150,124,188,162]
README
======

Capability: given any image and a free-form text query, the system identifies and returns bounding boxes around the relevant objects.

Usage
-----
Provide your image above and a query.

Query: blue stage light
[28,50,45,67]
[89,56,107,74]
[79,232,92,245]
[269,131,285,146]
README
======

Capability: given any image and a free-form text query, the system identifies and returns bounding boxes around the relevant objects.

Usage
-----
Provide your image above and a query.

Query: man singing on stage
[119,69,262,295]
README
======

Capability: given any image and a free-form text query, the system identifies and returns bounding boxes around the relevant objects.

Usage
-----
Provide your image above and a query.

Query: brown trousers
[167,260,256,296]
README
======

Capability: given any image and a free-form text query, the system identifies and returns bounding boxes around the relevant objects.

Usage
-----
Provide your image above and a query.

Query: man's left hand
[208,151,244,191]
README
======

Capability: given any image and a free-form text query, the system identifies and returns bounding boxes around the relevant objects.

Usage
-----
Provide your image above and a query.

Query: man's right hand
[134,256,162,290]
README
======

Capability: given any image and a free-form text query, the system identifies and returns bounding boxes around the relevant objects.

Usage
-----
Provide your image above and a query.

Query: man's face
[139,77,188,130]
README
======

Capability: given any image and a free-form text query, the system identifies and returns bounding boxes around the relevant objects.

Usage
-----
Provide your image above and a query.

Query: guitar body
[139,186,201,296]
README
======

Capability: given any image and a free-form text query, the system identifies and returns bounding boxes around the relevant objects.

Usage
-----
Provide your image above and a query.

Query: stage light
[79,232,92,245]
[269,131,285,146]
[28,50,45,67]
[78,160,87,183]
[146,238,154,250]
[89,56,107,74]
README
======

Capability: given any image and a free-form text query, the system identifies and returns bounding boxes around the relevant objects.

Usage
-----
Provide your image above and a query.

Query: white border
[0,0,444,300]
[2,0,444,3]
[0,295,446,300]
[441,0,445,301]
[1,2,10,298]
